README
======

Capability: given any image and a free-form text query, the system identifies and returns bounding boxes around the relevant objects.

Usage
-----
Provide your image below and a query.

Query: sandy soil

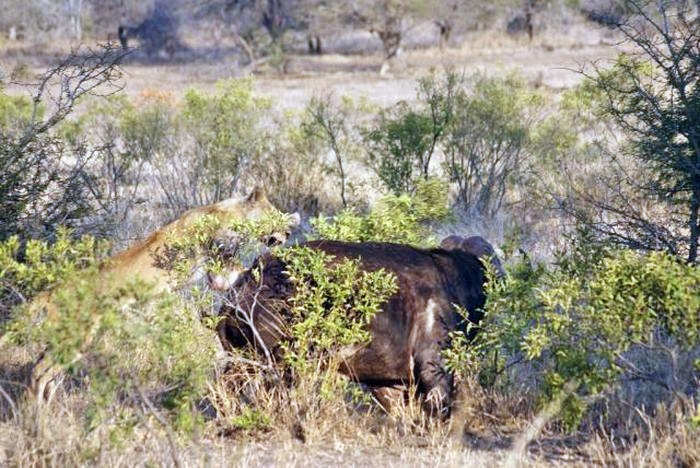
[113,33,621,112]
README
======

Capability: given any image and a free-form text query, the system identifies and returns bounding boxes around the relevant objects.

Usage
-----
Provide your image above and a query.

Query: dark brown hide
[217,238,498,416]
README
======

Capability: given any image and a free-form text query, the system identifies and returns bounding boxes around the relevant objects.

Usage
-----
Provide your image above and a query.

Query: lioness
[22,186,299,402]
[105,186,298,294]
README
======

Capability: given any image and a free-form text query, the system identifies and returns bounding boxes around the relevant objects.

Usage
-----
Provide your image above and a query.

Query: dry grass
[1,339,697,467]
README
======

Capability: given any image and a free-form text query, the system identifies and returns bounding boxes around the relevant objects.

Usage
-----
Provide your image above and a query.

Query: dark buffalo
[216,236,502,416]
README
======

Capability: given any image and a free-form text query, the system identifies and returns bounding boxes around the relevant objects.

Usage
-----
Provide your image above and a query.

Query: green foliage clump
[577,10,700,262]
[364,101,435,195]
[1,229,219,436]
[311,178,450,246]
[455,243,700,431]
[443,72,542,216]
[0,89,37,132]
[361,70,543,219]
[0,227,108,322]
[300,94,367,208]
[363,71,459,195]
[278,246,397,385]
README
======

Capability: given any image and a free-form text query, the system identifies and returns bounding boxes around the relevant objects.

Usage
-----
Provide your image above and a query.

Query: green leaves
[443,72,542,216]
[182,79,271,199]
[311,177,449,246]
[364,71,461,196]
[278,246,397,382]
[468,247,700,431]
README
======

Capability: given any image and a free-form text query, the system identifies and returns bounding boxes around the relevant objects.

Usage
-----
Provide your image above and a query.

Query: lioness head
[107,186,300,294]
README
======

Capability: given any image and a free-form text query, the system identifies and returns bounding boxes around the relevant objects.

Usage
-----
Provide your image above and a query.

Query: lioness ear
[246,186,268,204]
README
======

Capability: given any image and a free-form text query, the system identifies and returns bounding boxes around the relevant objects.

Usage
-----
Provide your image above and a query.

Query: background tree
[0,45,125,242]
[574,0,700,262]
[363,72,459,195]
[301,94,365,208]
[443,73,542,217]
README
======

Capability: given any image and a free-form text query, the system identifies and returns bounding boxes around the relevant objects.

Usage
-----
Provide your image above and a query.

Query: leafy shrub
[363,72,459,195]
[464,242,700,431]
[57,79,278,244]
[0,227,108,325]
[443,73,542,217]
[364,102,434,195]
[277,246,398,389]
[182,79,271,202]
[300,94,368,208]
[311,177,450,245]
[1,237,214,428]
[0,47,123,243]
[250,109,340,214]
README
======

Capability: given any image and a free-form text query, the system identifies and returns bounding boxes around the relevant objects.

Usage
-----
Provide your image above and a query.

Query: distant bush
[182,79,271,202]
[55,78,278,246]
[300,94,369,208]
[249,110,338,215]
[363,72,459,196]
[443,72,542,217]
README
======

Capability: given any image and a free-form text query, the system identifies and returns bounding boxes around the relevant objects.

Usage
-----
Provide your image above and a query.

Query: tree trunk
[689,183,699,262]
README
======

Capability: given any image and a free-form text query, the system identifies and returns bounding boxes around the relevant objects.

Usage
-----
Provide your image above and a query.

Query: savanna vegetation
[0,0,699,466]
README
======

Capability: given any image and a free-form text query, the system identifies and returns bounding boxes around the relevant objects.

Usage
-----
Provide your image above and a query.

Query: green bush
[182,79,271,201]
[0,227,108,324]
[300,94,368,208]
[311,177,450,245]
[466,242,700,431]
[363,71,459,195]
[364,102,434,195]
[0,89,36,132]
[277,246,397,387]
[443,73,542,217]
